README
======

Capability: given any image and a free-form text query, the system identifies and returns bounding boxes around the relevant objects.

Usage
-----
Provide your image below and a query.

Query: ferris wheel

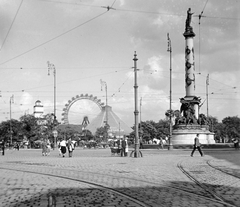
[61,94,104,125]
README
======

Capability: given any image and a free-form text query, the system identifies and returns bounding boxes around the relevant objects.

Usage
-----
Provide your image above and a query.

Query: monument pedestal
[172,124,215,145]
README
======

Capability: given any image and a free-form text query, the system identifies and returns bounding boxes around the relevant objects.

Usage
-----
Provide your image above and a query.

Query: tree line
[0,113,239,147]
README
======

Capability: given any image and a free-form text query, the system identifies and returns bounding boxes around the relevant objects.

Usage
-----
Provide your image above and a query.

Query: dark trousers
[121,147,126,157]
[191,146,203,156]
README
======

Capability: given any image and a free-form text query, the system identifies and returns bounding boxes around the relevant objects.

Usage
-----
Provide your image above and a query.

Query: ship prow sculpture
[171,8,215,145]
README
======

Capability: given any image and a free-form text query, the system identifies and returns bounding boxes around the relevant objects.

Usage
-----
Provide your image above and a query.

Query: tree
[155,119,169,138]
[214,122,225,143]
[0,119,22,144]
[222,116,240,141]
[206,116,219,133]
[20,114,40,139]
[137,120,169,143]
[95,127,106,142]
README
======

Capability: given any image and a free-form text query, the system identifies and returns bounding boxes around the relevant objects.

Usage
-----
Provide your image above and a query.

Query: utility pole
[167,33,173,150]
[100,79,109,141]
[139,97,142,140]
[47,61,57,149]
[9,95,14,145]
[119,121,121,138]
[130,51,142,157]
[206,74,209,117]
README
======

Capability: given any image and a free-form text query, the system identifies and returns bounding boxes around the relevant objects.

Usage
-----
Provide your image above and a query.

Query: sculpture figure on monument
[179,103,198,125]
[186,8,194,29]
[174,110,186,125]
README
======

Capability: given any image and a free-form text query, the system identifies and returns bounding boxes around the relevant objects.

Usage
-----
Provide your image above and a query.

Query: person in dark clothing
[191,134,204,157]
[67,138,74,157]
[121,137,127,157]
[2,140,5,156]
[232,138,240,150]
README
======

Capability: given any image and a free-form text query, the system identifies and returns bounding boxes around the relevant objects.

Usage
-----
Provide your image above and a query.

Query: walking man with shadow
[191,134,204,157]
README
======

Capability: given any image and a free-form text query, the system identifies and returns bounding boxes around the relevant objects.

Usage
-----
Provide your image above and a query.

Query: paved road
[0,148,239,207]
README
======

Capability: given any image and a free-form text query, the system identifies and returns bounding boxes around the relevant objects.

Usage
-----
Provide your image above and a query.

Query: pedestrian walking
[191,134,204,157]
[125,137,129,156]
[67,138,75,157]
[16,142,20,150]
[2,140,5,156]
[121,137,127,157]
[158,137,164,150]
[57,140,62,156]
[60,139,67,157]
[232,138,239,150]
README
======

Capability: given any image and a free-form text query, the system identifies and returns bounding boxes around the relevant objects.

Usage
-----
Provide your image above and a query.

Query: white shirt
[60,140,67,147]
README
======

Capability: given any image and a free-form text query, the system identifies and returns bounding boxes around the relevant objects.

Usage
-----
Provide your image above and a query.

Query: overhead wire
[111,69,133,97]
[0,10,108,66]
[0,1,238,67]
[35,0,101,8]
[0,0,24,52]
[195,0,209,74]
[20,68,130,92]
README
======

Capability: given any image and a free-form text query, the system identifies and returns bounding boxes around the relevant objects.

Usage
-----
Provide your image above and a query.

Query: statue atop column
[171,8,215,145]
[184,8,195,37]
[186,8,193,28]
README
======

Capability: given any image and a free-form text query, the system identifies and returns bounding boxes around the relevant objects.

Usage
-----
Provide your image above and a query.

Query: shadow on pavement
[6,181,239,207]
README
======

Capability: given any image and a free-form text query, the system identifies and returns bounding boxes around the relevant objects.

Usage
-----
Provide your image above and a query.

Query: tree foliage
[222,116,240,140]
[0,119,22,143]
[95,127,107,142]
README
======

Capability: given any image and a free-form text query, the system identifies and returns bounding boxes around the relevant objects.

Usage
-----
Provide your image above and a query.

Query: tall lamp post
[167,33,173,150]
[47,61,57,149]
[9,95,14,145]
[139,97,142,141]
[100,79,109,141]
[130,51,142,157]
[206,74,209,118]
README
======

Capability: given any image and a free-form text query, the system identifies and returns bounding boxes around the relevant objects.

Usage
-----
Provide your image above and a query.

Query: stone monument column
[171,8,215,146]
[183,8,199,119]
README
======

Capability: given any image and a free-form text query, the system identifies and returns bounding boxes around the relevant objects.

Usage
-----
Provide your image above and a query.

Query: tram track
[177,161,239,207]
[206,160,240,179]
[0,165,148,207]
[0,161,238,207]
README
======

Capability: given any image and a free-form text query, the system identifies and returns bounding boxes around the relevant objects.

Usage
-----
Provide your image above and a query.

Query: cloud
[20,92,33,105]
[140,55,169,90]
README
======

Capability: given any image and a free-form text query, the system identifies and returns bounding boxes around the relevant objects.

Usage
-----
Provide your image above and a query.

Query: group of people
[114,137,128,157]
[58,138,75,157]
[41,138,75,157]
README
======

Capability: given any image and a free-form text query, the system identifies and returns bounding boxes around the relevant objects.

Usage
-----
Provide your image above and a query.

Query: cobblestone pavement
[0,148,239,207]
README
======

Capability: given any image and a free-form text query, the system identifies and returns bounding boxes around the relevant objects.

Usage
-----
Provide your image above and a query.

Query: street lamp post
[9,95,14,145]
[167,33,173,150]
[47,61,57,149]
[206,74,209,118]
[130,51,142,158]
[100,79,109,141]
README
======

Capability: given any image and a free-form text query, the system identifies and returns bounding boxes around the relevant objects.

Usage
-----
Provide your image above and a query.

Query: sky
[0,0,239,129]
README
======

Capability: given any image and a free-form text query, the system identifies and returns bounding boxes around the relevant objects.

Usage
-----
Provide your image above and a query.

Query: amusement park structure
[61,94,132,136]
